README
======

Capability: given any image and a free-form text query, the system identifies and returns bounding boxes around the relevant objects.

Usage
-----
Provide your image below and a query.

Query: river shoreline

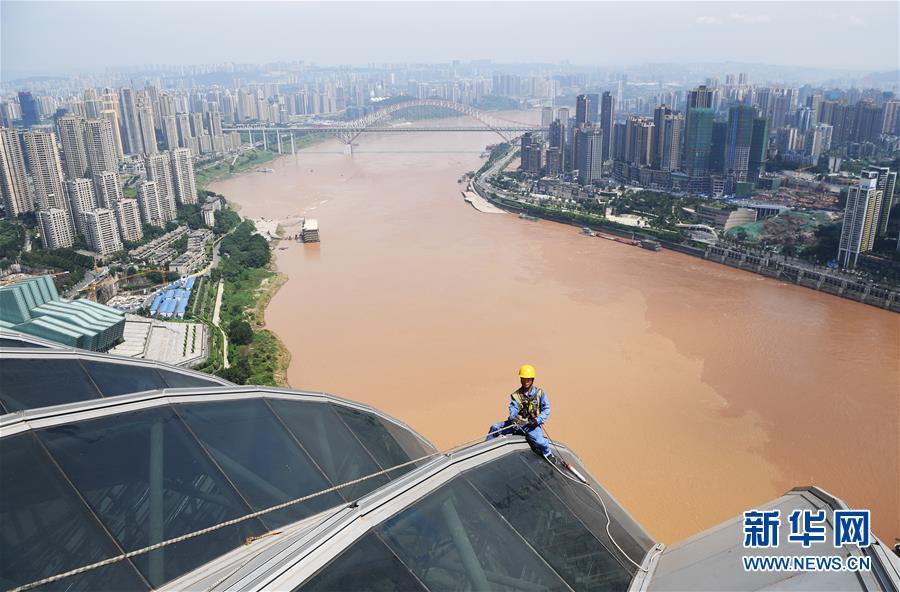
[473,153,900,313]
[203,147,309,387]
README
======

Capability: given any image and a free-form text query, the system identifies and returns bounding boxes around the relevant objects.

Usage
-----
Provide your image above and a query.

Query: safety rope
[542,427,652,573]
[8,422,649,592]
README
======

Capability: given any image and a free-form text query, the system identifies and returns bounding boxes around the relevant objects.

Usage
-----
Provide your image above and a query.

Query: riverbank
[251,270,291,385]
[474,158,900,313]
[194,148,296,386]
[197,133,327,189]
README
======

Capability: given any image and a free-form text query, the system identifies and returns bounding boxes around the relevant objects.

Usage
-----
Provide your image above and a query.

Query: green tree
[228,319,253,346]
[220,351,251,384]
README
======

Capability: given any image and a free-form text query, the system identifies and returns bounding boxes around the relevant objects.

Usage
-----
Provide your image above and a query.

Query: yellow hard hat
[518,364,536,379]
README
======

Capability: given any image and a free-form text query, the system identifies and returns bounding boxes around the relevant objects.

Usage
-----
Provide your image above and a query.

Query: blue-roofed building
[150,295,163,315]
[0,276,125,351]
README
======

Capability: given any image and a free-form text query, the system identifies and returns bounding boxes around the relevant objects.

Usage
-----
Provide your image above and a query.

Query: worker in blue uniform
[486,364,555,462]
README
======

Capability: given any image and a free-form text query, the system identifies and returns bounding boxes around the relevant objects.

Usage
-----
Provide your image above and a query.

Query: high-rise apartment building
[651,107,675,169]
[119,88,141,155]
[207,110,223,138]
[548,119,564,166]
[99,109,125,159]
[37,208,75,249]
[146,152,175,211]
[544,147,562,176]
[0,127,34,218]
[575,94,592,127]
[137,98,158,155]
[624,117,654,167]
[18,92,40,127]
[683,108,714,182]
[83,88,102,119]
[66,178,97,236]
[161,115,179,151]
[115,198,143,242]
[57,116,89,180]
[656,111,684,172]
[725,105,757,184]
[575,127,603,185]
[748,117,770,184]
[866,166,898,235]
[612,122,627,162]
[170,147,198,205]
[838,172,880,268]
[684,85,713,140]
[710,121,728,175]
[851,100,883,143]
[176,113,193,147]
[190,113,206,138]
[599,92,615,162]
[137,180,171,227]
[83,118,118,179]
[806,124,830,161]
[96,170,122,209]
[82,208,123,255]
[882,100,900,136]
[24,130,68,212]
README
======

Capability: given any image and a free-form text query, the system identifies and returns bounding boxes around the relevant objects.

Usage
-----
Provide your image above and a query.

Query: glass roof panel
[0,337,47,348]
[80,360,168,397]
[466,451,634,589]
[298,533,426,592]
[177,400,344,529]
[38,407,266,588]
[521,452,652,571]
[330,405,424,480]
[267,399,390,501]
[382,419,434,458]
[0,434,148,592]
[378,478,571,592]
[158,369,223,388]
[0,358,101,413]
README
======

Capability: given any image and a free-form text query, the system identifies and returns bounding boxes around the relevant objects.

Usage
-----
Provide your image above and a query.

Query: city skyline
[2,1,899,81]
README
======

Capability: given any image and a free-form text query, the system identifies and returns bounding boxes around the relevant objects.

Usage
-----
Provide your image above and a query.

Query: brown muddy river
[210,117,899,544]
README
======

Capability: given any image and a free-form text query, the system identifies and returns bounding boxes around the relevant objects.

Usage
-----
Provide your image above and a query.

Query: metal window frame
[0,383,435,458]
[205,438,653,591]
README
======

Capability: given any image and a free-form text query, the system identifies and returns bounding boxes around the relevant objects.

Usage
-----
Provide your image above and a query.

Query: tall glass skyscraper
[683,107,714,179]
[725,105,758,184]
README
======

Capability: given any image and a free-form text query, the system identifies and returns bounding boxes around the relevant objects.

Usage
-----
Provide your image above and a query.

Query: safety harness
[511,387,544,421]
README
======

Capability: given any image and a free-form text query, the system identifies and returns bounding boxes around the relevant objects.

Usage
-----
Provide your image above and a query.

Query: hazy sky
[2,1,898,79]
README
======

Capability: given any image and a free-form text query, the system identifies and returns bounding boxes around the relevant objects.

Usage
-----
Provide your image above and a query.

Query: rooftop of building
[0,275,125,351]
[0,333,896,592]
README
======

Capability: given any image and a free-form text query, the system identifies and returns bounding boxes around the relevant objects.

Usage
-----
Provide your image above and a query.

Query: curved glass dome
[0,391,435,591]
[0,351,230,413]
[297,447,654,592]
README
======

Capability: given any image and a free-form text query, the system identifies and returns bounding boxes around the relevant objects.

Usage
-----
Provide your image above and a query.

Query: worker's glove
[528,418,539,429]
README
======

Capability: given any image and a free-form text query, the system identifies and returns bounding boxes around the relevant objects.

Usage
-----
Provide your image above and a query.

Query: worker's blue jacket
[508,385,550,427]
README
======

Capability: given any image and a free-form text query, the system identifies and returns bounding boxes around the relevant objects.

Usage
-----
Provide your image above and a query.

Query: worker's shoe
[544,453,560,468]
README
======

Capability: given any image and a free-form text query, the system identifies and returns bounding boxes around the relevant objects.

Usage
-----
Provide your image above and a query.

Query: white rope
[8,422,648,591]
[543,444,649,573]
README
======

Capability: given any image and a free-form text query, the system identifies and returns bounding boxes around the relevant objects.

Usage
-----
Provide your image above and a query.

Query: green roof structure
[0,275,124,351]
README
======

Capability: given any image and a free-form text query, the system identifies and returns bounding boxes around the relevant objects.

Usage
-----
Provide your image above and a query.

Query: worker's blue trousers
[486,420,551,456]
